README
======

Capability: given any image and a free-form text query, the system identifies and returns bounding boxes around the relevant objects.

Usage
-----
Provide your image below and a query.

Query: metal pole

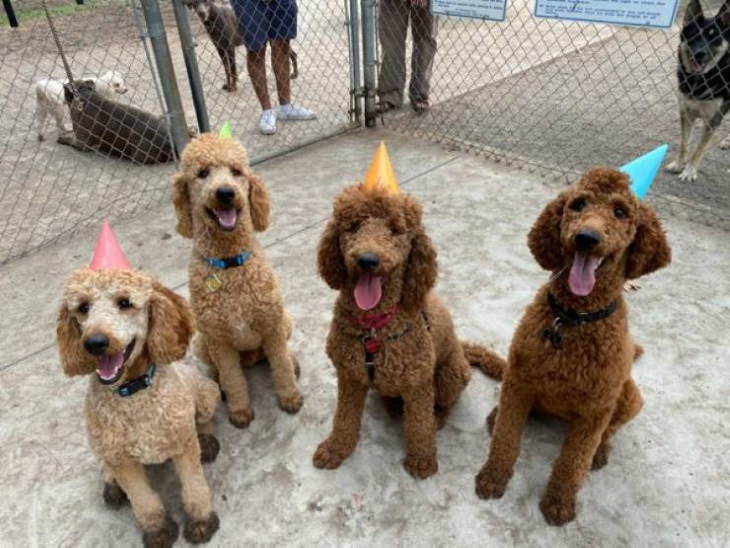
[347,0,362,124]
[360,0,377,127]
[140,0,189,153]
[3,0,18,27]
[171,0,210,133]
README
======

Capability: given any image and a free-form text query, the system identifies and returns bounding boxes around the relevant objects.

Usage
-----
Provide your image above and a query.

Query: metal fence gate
[1,0,728,263]
[0,0,356,264]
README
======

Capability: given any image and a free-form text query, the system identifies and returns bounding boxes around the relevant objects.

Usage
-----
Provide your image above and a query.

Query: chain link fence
[0,0,177,263]
[0,0,356,264]
[1,0,728,263]
[376,0,730,214]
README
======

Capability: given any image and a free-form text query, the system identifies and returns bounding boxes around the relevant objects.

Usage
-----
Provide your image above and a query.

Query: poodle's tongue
[96,352,124,382]
[354,273,383,311]
[215,208,237,230]
[568,252,602,296]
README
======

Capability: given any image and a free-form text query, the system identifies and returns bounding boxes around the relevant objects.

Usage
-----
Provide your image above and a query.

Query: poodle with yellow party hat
[313,142,505,479]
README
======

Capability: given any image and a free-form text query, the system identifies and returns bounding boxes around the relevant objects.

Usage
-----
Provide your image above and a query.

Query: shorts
[232,0,298,52]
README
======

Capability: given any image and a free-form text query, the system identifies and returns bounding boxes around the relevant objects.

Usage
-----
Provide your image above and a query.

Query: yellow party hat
[361,142,400,195]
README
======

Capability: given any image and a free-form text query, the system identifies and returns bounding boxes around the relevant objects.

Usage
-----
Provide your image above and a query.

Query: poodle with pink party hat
[56,222,221,547]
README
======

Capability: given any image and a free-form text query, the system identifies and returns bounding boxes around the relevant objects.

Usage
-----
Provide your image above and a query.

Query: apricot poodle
[57,268,221,547]
[474,168,671,525]
[172,133,303,428]
[313,184,504,479]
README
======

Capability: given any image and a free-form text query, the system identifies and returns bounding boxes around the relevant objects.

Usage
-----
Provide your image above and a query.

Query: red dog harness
[348,305,410,382]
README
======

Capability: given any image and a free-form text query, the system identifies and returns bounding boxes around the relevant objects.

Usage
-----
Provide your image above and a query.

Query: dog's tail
[462,341,506,380]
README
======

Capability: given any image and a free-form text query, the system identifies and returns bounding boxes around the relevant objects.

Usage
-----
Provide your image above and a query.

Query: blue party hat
[619,144,667,200]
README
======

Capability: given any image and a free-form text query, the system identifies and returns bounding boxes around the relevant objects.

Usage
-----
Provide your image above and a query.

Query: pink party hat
[89,221,131,270]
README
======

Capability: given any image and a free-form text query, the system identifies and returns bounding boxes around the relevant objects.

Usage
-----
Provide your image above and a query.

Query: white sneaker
[259,109,277,135]
[277,103,316,121]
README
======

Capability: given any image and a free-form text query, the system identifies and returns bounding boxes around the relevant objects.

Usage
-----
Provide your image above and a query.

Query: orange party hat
[361,142,400,195]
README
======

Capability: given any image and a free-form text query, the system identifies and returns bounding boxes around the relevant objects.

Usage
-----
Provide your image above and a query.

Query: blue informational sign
[431,0,508,22]
[534,0,680,29]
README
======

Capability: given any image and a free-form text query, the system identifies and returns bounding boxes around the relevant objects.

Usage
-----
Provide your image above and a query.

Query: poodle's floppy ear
[56,305,95,376]
[527,192,568,272]
[401,224,438,312]
[248,173,270,232]
[172,172,193,238]
[317,219,347,289]
[147,283,194,365]
[625,203,671,280]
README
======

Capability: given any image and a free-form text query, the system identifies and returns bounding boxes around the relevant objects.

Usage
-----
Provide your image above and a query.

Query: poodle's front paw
[540,491,577,526]
[403,453,438,479]
[183,511,220,544]
[475,467,510,499]
[142,514,179,548]
[591,443,611,470]
[665,160,684,173]
[278,391,303,414]
[103,481,128,509]
[486,406,498,436]
[678,165,698,181]
[313,438,352,469]
[198,433,220,464]
[229,407,255,428]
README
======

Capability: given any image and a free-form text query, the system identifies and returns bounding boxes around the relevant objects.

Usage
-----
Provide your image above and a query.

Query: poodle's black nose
[575,230,600,251]
[357,253,380,272]
[215,186,235,205]
[84,334,109,356]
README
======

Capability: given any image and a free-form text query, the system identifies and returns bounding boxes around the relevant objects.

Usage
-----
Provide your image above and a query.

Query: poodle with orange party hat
[313,142,505,479]
[56,222,221,547]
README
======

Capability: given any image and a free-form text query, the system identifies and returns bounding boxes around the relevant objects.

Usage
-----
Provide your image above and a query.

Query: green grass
[1,0,128,27]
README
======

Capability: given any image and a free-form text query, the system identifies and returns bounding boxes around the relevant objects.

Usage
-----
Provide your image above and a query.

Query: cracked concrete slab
[0,130,728,546]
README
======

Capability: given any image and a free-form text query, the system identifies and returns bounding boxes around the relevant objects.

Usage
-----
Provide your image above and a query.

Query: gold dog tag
[205,273,222,292]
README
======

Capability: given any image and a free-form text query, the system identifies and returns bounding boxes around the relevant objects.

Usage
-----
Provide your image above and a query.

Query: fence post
[360,0,377,127]
[347,0,362,124]
[171,0,210,133]
[139,0,189,153]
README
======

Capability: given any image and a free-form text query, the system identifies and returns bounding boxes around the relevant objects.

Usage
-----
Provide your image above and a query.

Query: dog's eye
[117,298,132,310]
[78,302,90,315]
[197,168,210,179]
[614,207,627,219]
[570,198,587,212]
[230,167,242,177]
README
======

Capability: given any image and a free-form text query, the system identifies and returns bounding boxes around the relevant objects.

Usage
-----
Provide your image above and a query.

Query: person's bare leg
[247,46,271,110]
[270,39,291,106]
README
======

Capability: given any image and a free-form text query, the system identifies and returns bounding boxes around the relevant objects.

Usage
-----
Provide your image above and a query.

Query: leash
[42,0,79,102]
[115,364,156,397]
[542,293,617,348]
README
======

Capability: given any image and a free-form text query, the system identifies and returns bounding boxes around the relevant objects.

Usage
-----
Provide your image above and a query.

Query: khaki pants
[377,0,438,107]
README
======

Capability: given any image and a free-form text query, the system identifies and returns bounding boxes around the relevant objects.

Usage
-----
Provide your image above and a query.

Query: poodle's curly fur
[57,268,221,546]
[313,184,504,479]
[172,133,303,428]
[475,168,671,525]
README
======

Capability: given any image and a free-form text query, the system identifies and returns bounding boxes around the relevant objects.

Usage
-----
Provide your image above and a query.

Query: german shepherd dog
[667,0,730,181]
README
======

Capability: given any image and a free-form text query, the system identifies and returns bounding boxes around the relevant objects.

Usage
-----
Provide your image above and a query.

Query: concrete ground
[1,129,728,546]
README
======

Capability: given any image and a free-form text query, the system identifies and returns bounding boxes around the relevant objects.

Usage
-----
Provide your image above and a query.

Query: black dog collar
[115,364,156,397]
[542,293,617,348]
[202,251,252,269]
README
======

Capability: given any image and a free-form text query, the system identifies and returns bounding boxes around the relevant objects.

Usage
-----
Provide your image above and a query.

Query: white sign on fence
[534,0,680,29]
[431,0,508,22]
